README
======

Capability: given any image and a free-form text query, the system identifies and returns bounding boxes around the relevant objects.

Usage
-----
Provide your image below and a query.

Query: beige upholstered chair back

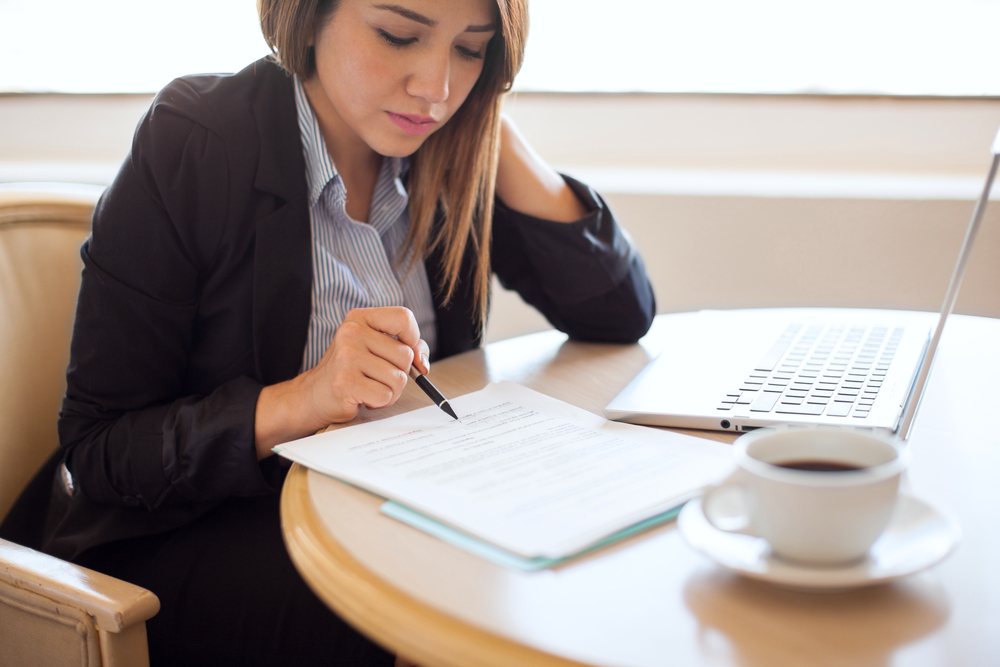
[0,184,159,667]
[0,184,101,521]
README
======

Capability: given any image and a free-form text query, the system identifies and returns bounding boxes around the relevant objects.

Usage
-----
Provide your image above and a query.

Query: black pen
[408,366,459,421]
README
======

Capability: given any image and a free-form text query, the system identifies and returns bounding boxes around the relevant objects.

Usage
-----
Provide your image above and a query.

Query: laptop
[605,126,1000,440]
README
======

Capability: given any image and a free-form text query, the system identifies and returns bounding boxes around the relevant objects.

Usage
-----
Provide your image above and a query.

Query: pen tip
[441,401,459,421]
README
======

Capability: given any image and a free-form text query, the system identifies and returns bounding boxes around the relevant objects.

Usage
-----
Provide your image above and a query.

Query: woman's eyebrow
[373,4,496,32]
[465,22,496,33]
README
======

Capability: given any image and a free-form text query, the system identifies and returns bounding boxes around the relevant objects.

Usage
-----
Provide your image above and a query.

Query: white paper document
[275,381,733,559]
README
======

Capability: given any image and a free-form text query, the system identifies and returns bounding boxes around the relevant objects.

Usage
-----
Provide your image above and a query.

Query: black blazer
[13,59,654,561]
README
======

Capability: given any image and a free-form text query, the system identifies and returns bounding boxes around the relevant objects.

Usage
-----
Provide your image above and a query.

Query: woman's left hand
[494,115,588,223]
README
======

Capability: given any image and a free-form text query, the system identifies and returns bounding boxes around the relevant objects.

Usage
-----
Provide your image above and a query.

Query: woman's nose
[406,49,450,104]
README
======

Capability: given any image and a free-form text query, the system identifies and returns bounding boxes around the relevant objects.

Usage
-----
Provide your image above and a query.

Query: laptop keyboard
[717,324,904,419]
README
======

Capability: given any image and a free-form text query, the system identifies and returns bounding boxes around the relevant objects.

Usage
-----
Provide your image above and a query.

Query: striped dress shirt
[293,76,437,372]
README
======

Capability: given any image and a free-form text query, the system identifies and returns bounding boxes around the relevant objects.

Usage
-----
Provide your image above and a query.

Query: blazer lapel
[248,63,313,385]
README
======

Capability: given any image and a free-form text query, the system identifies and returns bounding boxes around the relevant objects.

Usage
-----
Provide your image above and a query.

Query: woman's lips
[387,111,436,136]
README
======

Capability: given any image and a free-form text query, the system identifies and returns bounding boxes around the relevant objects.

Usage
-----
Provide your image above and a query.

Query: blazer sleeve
[490,175,656,343]
[58,96,279,512]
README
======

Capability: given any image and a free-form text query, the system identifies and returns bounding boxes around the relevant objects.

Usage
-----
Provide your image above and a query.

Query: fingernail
[421,354,429,372]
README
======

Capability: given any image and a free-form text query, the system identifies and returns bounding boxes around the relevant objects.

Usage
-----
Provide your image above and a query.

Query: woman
[5,0,654,664]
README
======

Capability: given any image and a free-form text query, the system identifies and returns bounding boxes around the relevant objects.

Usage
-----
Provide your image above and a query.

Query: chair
[0,183,159,667]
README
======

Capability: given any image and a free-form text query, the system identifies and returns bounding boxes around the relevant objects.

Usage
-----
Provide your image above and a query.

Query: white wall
[3,92,999,342]
[488,93,1000,341]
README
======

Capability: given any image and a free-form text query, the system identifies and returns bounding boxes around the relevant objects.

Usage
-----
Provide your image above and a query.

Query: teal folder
[380,500,686,571]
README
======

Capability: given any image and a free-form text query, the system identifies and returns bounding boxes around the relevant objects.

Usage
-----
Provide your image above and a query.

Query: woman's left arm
[494,115,588,222]
[490,116,656,344]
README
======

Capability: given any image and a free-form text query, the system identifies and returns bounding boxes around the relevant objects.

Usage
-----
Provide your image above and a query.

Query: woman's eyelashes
[376,28,486,60]
[377,29,416,47]
[456,44,485,60]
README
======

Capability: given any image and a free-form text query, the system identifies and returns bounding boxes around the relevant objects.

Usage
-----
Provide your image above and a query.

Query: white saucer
[678,493,960,590]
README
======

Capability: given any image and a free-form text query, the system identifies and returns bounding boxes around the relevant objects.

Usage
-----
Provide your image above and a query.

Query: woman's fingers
[345,307,430,371]
[336,319,416,372]
[347,307,421,348]
[303,307,428,424]
[329,345,409,408]
[345,372,397,411]
[414,338,430,375]
[255,307,428,450]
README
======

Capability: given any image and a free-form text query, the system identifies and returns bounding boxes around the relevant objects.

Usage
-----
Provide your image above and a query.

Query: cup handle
[701,469,755,534]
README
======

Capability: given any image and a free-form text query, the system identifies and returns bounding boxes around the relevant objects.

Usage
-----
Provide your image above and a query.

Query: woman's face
[306,0,497,160]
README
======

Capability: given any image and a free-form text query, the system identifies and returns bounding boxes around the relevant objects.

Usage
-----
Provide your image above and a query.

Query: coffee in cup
[703,426,907,564]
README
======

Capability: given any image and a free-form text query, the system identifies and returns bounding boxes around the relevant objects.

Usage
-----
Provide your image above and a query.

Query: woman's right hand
[253,307,429,457]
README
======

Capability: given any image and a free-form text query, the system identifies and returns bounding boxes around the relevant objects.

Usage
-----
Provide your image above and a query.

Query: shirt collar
[293,75,408,210]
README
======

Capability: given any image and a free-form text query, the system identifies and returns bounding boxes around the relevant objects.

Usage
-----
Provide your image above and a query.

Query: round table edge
[280,462,592,667]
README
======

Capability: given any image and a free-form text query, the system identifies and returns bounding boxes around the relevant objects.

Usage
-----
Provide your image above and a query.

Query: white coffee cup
[703,426,908,564]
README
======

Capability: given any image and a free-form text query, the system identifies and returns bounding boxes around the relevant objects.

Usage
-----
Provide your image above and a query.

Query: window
[3,0,268,94]
[519,0,1000,96]
[4,0,1000,96]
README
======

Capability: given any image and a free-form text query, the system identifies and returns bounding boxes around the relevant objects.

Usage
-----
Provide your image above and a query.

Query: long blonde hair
[259,0,529,332]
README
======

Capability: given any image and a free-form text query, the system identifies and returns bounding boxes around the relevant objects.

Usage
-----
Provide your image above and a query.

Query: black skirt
[69,493,393,667]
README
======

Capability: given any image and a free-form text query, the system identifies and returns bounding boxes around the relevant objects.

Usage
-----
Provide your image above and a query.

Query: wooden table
[281,310,1000,667]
